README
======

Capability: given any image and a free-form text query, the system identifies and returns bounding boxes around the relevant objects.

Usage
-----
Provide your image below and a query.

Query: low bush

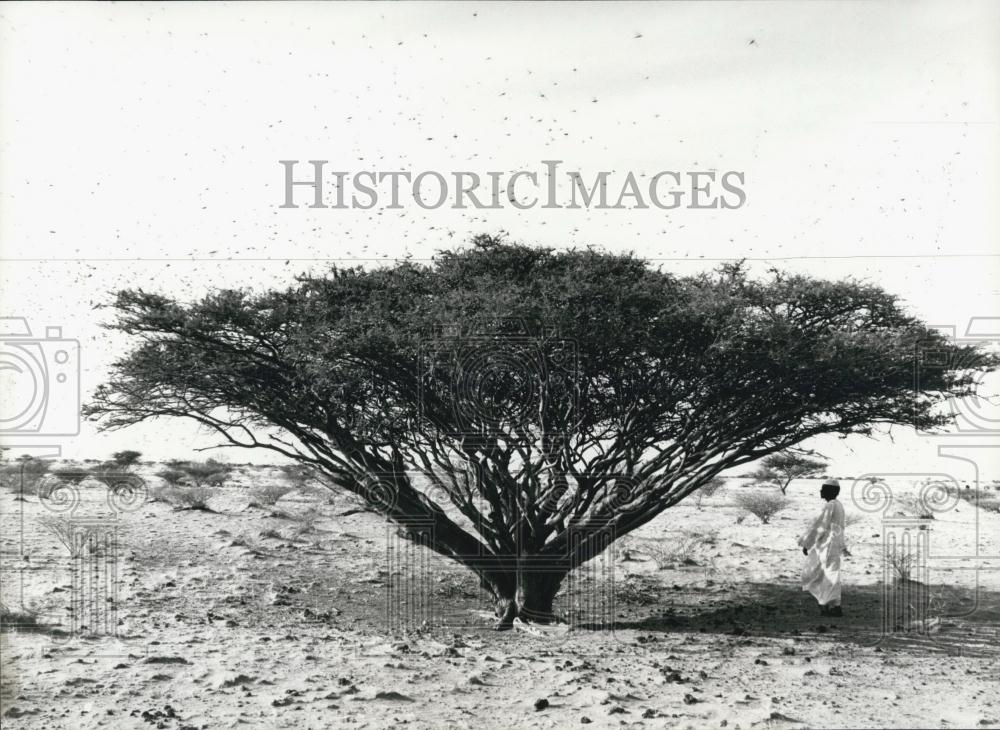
[634,535,702,570]
[947,487,1000,515]
[156,468,186,486]
[159,486,215,511]
[148,486,170,504]
[248,484,294,508]
[694,477,725,510]
[179,459,232,489]
[88,466,138,490]
[50,468,91,485]
[0,605,40,631]
[0,458,52,499]
[888,551,919,582]
[110,450,143,470]
[733,491,790,524]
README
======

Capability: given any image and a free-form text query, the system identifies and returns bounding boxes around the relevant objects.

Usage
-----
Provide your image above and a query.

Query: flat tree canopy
[748,451,829,494]
[85,236,998,625]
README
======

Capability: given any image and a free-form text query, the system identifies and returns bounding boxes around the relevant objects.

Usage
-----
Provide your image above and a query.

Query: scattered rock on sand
[374,690,414,701]
[215,673,256,689]
[143,656,190,665]
[662,669,685,683]
[3,707,41,718]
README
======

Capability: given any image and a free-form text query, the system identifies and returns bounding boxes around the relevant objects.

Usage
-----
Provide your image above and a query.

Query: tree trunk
[486,567,565,629]
[516,570,562,623]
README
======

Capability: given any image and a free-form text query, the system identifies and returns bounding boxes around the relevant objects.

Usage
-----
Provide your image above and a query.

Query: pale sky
[1,1,998,481]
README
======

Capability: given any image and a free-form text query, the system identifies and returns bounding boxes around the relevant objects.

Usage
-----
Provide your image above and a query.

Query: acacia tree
[747,451,829,494]
[695,476,726,510]
[111,450,143,470]
[84,237,998,626]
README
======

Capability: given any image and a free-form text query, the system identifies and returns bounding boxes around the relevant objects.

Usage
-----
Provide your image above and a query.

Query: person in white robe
[797,479,847,616]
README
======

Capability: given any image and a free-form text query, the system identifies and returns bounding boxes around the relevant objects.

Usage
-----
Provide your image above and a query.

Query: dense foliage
[85,236,998,623]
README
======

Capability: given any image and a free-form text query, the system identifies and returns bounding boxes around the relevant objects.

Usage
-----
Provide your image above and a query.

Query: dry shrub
[248,484,294,508]
[734,491,790,524]
[615,536,638,562]
[160,486,215,511]
[0,605,40,631]
[888,551,919,582]
[694,477,725,510]
[183,460,231,488]
[88,467,137,491]
[287,507,323,540]
[164,459,231,488]
[948,486,1000,514]
[203,471,229,487]
[147,486,170,504]
[0,459,51,499]
[51,468,91,485]
[156,468,186,486]
[634,535,702,570]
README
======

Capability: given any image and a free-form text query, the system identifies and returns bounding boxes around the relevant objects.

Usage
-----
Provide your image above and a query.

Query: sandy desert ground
[2,463,999,729]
